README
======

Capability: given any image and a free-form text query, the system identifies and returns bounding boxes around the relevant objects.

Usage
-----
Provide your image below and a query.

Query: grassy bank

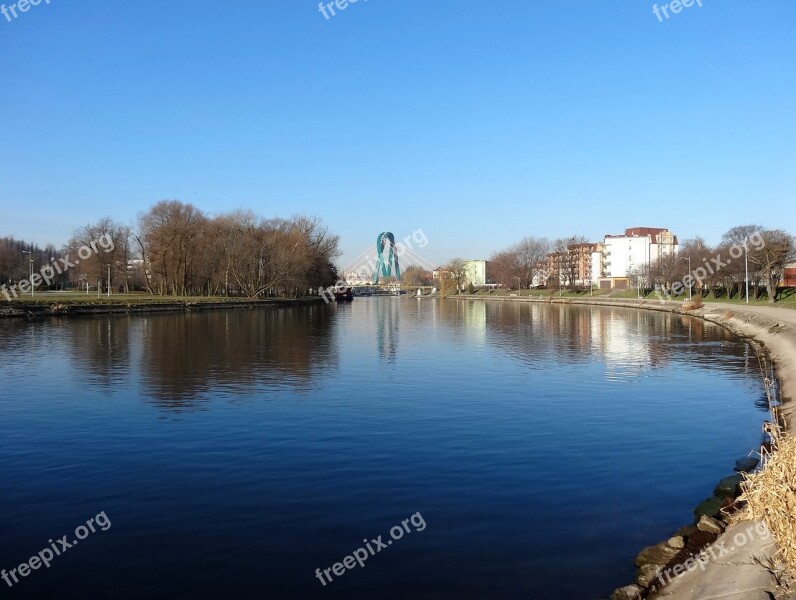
[0,293,325,318]
[462,287,796,309]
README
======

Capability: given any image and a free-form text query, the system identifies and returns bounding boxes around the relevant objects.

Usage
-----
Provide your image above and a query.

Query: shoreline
[0,296,327,320]
[451,294,796,599]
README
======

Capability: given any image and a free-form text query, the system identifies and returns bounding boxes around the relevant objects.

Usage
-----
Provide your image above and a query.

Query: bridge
[339,230,438,294]
[348,284,437,296]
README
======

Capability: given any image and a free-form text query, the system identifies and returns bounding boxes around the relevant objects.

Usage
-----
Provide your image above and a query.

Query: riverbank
[452,294,796,599]
[0,294,326,319]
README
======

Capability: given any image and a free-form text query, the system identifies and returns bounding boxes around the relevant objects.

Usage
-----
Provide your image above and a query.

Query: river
[0,299,768,599]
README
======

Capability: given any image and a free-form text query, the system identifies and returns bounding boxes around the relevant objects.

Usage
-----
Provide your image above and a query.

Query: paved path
[652,521,780,600]
[705,301,796,327]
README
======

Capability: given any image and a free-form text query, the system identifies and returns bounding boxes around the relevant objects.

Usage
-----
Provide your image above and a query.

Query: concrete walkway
[653,521,780,600]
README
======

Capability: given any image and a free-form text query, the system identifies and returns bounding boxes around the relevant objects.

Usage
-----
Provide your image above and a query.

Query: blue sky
[1,0,794,267]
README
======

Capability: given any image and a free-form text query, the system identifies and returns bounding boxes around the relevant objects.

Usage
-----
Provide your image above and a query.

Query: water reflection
[68,317,132,388]
[434,300,761,384]
[374,299,400,363]
[9,300,764,413]
[65,307,338,410]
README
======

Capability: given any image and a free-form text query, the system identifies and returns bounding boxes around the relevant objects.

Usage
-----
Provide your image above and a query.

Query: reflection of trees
[70,307,336,410]
[69,317,131,388]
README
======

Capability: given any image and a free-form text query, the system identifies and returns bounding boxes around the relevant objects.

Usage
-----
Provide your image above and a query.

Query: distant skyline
[1,1,794,268]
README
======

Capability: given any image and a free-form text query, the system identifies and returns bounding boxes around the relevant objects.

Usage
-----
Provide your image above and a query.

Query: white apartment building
[464,260,490,287]
[592,227,678,289]
[341,271,374,285]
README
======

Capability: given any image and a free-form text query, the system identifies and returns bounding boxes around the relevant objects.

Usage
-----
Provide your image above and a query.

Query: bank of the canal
[453,295,796,599]
[0,295,326,319]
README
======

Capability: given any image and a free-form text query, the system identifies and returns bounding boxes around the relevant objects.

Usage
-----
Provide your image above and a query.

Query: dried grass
[682,296,704,312]
[737,357,796,576]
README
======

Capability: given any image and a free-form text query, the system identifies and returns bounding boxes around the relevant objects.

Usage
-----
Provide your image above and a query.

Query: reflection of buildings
[460,300,487,344]
[591,309,652,379]
[456,300,747,383]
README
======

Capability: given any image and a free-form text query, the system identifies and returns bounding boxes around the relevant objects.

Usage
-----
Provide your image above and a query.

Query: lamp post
[21,251,33,297]
[515,276,520,292]
[745,248,750,304]
[683,257,692,301]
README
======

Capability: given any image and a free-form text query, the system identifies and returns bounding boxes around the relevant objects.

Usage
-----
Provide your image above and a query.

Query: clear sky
[1,0,794,268]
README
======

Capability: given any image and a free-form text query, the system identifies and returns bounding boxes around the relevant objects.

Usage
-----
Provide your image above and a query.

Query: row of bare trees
[67,218,138,293]
[2,200,341,298]
[488,236,591,291]
[642,226,795,303]
[400,266,435,287]
[0,238,68,288]
[484,226,794,303]
[490,237,551,290]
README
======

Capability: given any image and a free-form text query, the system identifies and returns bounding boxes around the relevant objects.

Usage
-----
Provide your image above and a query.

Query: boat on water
[334,287,354,302]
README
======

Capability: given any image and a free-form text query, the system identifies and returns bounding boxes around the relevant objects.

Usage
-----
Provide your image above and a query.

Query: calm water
[0,299,768,599]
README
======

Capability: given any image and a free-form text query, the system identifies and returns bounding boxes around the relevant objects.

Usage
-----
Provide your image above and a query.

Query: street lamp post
[745,249,750,304]
[21,251,33,297]
[683,257,692,301]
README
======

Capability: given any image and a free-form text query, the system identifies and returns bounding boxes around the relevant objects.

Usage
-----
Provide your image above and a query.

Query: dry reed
[737,356,796,575]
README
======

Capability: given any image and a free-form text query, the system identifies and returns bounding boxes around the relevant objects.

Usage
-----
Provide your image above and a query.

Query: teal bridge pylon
[373,232,401,284]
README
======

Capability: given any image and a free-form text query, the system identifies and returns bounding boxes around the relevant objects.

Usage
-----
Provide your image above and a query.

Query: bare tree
[488,249,519,288]
[753,230,794,302]
[515,237,551,288]
[721,226,764,300]
[401,266,433,287]
[552,236,589,291]
[68,218,132,293]
[138,200,206,295]
[489,237,551,289]
[722,226,794,302]
[439,258,468,295]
